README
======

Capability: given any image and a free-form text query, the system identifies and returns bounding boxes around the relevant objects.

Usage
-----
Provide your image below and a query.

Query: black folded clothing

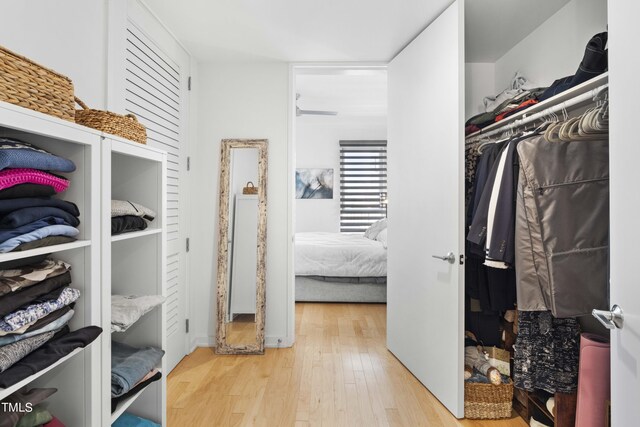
[111,371,162,412]
[0,198,79,218]
[12,236,77,252]
[0,325,102,388]
[0,271,72,317]
[111,215,148,235]
[0,206,80,230]
[0,184,55,200]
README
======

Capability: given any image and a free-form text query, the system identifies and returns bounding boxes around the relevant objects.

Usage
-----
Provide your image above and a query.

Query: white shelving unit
[0,102,102,426]
[101,136,167,426]
[0,101,168,426]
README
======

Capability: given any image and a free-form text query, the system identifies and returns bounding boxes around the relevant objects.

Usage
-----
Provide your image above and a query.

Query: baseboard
[190,335,215,352]
[265,335,295,348]
[190,335,294,350]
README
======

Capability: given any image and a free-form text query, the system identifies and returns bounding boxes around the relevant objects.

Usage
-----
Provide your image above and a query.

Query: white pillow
[375,228,388,248]
[364,218,387,240]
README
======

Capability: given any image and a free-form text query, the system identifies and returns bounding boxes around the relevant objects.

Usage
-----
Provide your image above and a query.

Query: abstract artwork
[295,168,334,199]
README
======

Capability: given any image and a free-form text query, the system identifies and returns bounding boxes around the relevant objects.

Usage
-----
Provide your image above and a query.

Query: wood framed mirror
[215,139,268,354]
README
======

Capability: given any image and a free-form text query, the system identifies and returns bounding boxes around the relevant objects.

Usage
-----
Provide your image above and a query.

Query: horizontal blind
[340,140,387,233]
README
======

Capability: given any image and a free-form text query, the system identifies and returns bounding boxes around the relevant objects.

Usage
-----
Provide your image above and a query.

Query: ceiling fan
[296,93,338,117]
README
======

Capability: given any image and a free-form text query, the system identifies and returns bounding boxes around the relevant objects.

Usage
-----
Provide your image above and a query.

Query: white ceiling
[465,0,571,62]
[296,69,387,118]
[143,0,452,62]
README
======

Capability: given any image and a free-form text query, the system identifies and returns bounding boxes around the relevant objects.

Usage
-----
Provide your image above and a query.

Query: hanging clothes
[515,136,609,317]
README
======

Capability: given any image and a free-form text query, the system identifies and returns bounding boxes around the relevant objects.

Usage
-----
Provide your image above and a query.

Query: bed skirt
[295,276,386,303]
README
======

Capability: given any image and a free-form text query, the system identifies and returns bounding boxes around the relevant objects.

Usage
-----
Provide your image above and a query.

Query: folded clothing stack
[0,387,62,427]
[0,256,102,388]
[111,295,166,333]
[111,341,164,412]
[0,138,80,253]
[111,200,156,235]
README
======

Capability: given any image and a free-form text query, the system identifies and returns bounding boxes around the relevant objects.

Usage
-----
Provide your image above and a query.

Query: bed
[295,231,387,303]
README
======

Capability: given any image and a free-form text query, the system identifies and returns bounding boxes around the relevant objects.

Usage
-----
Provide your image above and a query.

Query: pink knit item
[0,168,69,193]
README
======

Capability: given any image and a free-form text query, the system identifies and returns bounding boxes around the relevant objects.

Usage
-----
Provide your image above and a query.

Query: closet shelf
[111,228,162,243]
[466,72,609,140]
[110,371,162,423]
[0,240,91,263]
[0,346,85,401]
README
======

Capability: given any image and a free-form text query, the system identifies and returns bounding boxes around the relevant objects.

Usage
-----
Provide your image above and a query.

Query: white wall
[494,0,608,90]
[464,63,495,117]
[190,62,290,347]
[295,115,386,233]
[0,0,108,108]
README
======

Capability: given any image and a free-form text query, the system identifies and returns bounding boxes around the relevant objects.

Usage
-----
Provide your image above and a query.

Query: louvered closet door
[125,20,189,372]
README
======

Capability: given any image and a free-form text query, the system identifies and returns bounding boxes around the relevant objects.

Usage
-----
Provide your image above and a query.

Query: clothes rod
[465,83,609,144]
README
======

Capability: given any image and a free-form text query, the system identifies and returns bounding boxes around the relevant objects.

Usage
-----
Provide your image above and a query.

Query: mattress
[294,232,387,277]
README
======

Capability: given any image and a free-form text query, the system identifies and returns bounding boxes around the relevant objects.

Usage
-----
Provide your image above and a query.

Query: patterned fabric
[0,309,73,346]
[0,138,75,173]
[0,331,55,372]
[111,200,156,221]
[0,258,70,297]
[0,225,79,253]
[0,169,69,193]
[0,288,80,332]
[513,310,581,393]
[465,143,481,208]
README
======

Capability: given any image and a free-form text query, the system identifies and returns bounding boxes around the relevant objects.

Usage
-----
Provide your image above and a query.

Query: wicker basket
[243,182,258,195]
[0,45,74,121]
[74,97,147,144]
[464,379,514,419]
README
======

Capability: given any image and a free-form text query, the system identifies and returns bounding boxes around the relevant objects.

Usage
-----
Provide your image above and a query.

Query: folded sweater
[0,169,69,193]
[0,138,75,173]
[111,200,156,221]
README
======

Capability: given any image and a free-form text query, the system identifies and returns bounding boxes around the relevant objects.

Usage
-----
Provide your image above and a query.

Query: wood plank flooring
[168,303,527,426]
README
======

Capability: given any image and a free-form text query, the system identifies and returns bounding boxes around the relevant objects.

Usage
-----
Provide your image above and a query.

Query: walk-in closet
[388,0,620,425]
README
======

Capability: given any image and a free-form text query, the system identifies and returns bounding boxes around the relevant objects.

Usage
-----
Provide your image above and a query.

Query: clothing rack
[465,75,609,145]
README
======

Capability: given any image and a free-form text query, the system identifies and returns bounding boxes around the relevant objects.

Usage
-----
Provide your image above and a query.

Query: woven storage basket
[0,45,74,121]
[74,97,146,144]
[464,379,514,419]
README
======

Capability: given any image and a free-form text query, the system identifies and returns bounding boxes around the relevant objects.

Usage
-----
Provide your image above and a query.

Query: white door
[608,1,640,424]
[387,0,465,418]
[120,1,190,372]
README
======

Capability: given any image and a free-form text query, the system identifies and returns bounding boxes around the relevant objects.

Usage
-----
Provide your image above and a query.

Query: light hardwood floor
[168,303,527,426]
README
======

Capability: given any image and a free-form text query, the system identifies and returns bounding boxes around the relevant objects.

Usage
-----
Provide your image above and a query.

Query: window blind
[340,140,387,233]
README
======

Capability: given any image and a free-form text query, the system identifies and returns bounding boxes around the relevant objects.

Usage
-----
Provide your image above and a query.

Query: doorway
[289,65,388,341]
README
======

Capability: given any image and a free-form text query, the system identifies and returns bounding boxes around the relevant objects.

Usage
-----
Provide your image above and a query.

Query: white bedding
[295,232,387,277]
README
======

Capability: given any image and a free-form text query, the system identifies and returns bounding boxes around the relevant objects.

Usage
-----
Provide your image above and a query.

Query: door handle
[592,305,624,330]
[432,252,456,264]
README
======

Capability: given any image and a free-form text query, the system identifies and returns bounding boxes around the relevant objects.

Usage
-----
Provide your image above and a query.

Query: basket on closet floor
[464,379,514,419]
[0,45,75,121]
[74,97,147,144]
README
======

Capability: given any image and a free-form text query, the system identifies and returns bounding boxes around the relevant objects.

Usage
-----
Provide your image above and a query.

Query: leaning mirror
[215,139,268,354]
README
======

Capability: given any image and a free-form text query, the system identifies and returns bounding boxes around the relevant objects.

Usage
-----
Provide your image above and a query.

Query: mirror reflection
[216,138,267,355]
[225,147,259,346]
